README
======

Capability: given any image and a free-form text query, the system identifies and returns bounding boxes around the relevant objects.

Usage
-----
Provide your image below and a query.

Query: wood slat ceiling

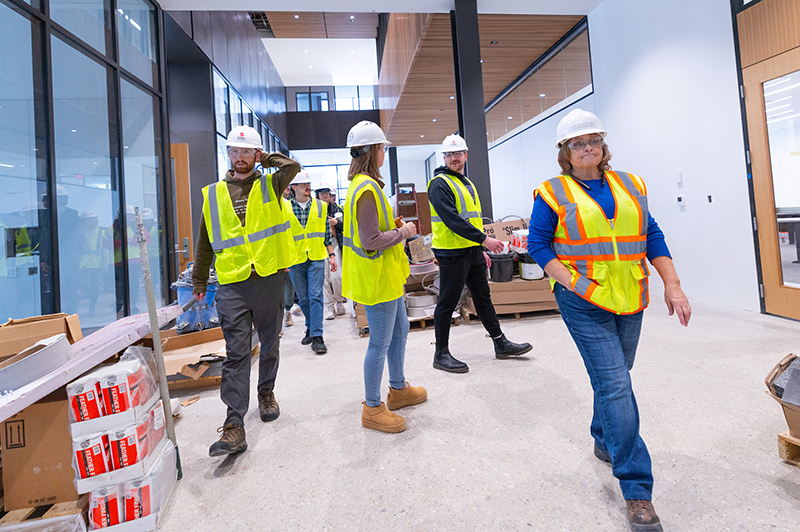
[264,12,378,39]
[383,13,584,146]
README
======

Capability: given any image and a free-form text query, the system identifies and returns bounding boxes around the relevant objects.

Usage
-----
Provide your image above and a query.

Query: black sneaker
[311,336,327,354]
[301,329,312,345]
[258,390,280,422]
[209,424,247,457]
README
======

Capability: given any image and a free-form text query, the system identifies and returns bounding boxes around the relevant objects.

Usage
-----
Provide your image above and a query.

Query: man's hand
[483,236,504,254]
[330,255,338,272]
[483,251,491,269]
[664,282,691,326]
[194,292,205,301]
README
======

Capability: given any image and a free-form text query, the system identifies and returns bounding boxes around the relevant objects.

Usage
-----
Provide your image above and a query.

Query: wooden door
[743,49,800,319]
[170,144,193,273]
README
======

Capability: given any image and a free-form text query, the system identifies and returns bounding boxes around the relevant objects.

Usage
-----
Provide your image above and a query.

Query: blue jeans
[289,259,325,337]
[363,296,409,407]
[553,283,653,501]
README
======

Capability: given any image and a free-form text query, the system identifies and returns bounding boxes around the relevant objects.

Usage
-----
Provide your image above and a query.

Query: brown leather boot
[386,382,427,410]
[361,402,406,433]
[626,500,663,532]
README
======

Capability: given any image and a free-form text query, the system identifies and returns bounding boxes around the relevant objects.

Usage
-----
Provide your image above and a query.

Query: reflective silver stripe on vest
[260,173,275,204]
[574,275,593,297]
[343,237,383,260]
[316,199,324,218]
[549,178,581,240]
[614,171,649,234]
[553,240,647,257]
[436,174,481,221]
[574,260,589,276]
[638,258,649,308]
[208,183,246,252]
[249,219,291,243]
[344,178,389,260]
[431,215,442,223]
[295,231,326,241]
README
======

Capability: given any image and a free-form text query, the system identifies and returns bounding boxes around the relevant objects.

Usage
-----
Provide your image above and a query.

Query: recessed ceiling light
[294,14,299,19]
[420,135,424,138]
[350,15,355,19]
[124,146,129,149]
[490,41,498,44]
[432,119,437,122]
[540,93,546,97]
[507,116,513,120]
[480,59,484,63]
[449,96,455,100]
[71,129,77,133]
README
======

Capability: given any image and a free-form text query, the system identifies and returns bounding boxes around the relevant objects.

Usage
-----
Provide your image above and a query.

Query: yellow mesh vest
[288,198,328,262]
[428,172,483,250]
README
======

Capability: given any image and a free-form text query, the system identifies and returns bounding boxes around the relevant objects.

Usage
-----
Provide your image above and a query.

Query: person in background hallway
[287,171,337,354]
[193,125,300,457]
[316,182,346,319]
[342,120,427,433]
[282,184,297,328]
[428,134,532,373]
[529,109,691,532]
[78,211,103,314]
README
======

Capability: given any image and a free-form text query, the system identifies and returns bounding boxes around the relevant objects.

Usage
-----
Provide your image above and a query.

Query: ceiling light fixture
[540,93,546,97]
[432,119,437,122]
[420,135,424,138]
[71,129,77,133]
[449,96,455,100]
[507,116,513,120]
[304,50,308,53]
[480,59,484,63]
[294,14,299,19]
[490,41,498,44]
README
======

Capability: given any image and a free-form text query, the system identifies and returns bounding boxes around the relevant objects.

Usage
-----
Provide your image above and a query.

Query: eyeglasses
[568,138,604,150]
[444,150,467,158]
[227,148,257,158]
[383,145,389,153]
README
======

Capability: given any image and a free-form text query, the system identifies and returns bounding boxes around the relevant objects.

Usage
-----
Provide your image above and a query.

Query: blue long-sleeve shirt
[527,178,671,267]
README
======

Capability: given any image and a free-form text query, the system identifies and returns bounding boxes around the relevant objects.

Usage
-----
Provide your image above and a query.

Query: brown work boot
[386,382,427,410]
[258,390,280,422]
[208,423,246,457]
[626,500,663,532]
[361,402,406,433]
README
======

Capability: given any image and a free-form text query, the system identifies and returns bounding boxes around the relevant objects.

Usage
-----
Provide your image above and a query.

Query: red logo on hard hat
[239,132,245,138]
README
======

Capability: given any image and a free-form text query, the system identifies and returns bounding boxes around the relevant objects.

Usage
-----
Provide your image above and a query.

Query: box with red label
[108,416,151,471]
[73,433,113,479]
[67,375,106,422]
[70,347,159,440]
[91,485,123,529]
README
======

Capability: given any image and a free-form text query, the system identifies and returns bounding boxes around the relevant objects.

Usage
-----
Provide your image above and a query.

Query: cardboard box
[766,354,800,438]
[0,313,82,362]
[1,389,80,511]
[408,234,435,263]
[483,218,530,242]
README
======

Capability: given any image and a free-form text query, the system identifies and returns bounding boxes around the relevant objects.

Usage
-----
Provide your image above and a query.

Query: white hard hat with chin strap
[555,109,606,148]
[226,126,263,149]
[346,121,390,158]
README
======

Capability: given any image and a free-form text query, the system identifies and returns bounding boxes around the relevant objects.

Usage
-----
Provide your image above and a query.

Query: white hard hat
[80,210,99,219]
[441,134,468,153]
[555,109,606,148]
[226,126,262,149]
[291,170,312,186]
[314,180,332,192]
[346,121,390,149]
[142,207,155,220]
[56,184,68,196]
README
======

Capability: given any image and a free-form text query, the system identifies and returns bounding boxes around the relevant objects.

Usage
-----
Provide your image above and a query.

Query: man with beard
[427,134,532,373]
[193,126,300,456]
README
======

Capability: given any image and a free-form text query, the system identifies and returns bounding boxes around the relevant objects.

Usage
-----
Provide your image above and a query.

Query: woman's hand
[403,221,417,237]
[664,282,691,326]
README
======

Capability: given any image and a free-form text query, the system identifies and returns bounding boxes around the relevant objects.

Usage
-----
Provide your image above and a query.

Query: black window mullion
[109,65,130,318]
[155,6,173,302]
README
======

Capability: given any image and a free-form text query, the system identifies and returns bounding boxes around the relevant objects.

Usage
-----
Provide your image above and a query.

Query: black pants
[434,247,502,347]
[216,271,285,426]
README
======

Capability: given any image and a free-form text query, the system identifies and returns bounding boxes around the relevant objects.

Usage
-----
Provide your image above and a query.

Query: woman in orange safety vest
[528,109,691,532]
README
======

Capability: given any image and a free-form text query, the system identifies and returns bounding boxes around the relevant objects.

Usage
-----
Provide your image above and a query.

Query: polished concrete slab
[161,298,800,531]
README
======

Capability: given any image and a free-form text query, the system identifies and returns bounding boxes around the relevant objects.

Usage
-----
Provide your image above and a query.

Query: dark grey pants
[216,271,285,426]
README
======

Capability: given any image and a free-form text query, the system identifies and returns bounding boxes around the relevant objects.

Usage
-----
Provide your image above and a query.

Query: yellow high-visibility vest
[202,173,297,285]
[342,174,410,306]
[428,172,483,249]
[534,170,650,314]
[288,198,328,262]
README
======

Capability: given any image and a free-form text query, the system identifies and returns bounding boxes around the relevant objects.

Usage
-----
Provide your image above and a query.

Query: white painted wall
[396,158,427,191]
[488,0,760,311]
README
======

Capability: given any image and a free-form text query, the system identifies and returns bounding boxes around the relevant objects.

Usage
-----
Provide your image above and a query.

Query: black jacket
[428,166,486,256]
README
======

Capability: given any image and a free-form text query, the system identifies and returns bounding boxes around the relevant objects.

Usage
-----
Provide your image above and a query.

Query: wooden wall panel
[738,0,800,68]
[323,13,378,38]
[265,12,327,38]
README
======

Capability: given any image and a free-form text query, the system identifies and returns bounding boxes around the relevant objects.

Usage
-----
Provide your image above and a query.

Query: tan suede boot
[361,402,406,433]
[386,382,428,410]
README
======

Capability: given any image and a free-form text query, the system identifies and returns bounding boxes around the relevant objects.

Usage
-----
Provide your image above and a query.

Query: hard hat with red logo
[555,109,606,148]
[441,134,468,153]
[290,170,313,186]
[226,126,263,149]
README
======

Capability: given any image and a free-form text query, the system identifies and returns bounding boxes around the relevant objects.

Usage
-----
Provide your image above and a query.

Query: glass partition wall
[0,0,170,330]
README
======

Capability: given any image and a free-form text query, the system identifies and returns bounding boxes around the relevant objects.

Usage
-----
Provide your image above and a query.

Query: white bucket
[520,261,544,280]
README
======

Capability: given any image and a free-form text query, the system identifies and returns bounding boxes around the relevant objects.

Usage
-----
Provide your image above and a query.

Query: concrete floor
[160,297,800,531]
